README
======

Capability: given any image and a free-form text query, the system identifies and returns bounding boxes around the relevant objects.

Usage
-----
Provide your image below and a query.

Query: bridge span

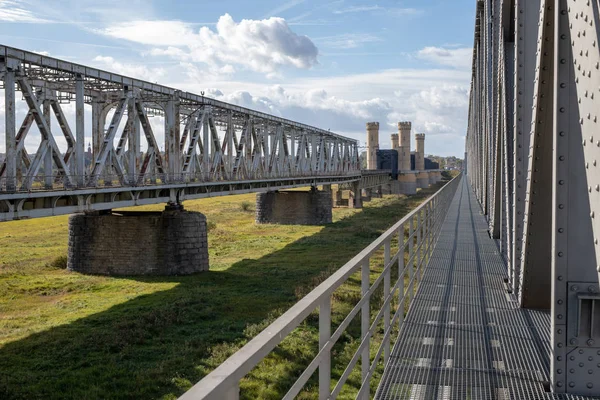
[0,45,443,222]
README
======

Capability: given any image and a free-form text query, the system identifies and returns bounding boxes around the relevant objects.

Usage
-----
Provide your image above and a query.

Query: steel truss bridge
[0,45,388,221]
[180,1,600,399]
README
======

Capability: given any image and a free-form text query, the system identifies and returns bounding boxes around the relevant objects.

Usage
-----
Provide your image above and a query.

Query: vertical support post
[383,239,391,364]
[43,95,53,189]
[290,131,296,174]
[224,383,239,400]
[360,258,370,400]
[416,210,422,281]
[319,296,331,400]
[227,111,234,179]
[126,93,138,184]
[75,75,85,187]
[164,93,181,183]
[4,64,16,192]
[350,181,363,209]
[408,216,414,303]
[398,224,405,331]
[203,109,210,178]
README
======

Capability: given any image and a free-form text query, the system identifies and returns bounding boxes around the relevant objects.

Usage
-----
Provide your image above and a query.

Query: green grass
[0,178,451,400]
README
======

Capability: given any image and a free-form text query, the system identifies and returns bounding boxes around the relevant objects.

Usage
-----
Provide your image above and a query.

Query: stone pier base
[256,190,332,225]
[68,208,209,275]
[416,172,430,189]
[428,171,438,185]
[399,173,418,195]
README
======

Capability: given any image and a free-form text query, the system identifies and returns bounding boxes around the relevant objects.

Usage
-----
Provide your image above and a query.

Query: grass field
[0,177,451,400]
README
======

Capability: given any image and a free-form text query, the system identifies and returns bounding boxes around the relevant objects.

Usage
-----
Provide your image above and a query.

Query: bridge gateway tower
[415,133,429,188]
[396,122,417,194]
[366,122,379,170]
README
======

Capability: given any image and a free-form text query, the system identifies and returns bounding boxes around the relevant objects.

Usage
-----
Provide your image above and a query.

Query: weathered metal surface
[466,0,600,395]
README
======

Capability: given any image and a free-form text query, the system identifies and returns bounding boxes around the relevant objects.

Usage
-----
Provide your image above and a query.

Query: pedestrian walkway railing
[180,174,462,400]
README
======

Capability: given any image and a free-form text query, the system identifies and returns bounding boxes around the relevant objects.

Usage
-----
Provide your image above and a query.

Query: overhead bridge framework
[467,0,600,395]
[0,45,364,220]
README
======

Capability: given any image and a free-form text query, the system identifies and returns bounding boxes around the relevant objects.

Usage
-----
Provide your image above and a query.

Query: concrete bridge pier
[428,171,437,185]
[256,188,333,224]
[399,172,418,195]
[349,182,363,209]
[68,204,209,275]
[416,171,430,189]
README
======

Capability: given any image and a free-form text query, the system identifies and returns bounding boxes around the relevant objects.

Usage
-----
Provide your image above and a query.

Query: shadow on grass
[0,181,449,400]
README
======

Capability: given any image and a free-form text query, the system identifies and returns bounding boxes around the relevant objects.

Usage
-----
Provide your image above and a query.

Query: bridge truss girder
[0,45,360,220]
[467,0,600,395]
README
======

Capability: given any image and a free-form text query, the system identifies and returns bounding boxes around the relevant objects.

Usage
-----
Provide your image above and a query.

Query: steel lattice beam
[466,0,600,395]
[0,45,362,220]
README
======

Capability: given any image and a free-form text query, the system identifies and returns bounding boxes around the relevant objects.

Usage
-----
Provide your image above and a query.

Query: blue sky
[0,0,475,157]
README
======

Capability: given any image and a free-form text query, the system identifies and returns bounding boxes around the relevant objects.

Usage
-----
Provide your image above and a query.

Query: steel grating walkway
[375,178,598,400]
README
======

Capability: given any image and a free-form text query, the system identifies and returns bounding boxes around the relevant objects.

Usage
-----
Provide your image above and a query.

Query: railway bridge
[0,45,441,274]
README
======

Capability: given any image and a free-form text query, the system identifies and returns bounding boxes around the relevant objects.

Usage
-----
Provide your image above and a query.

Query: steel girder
[466,0,600,395]
[0,45,360,221]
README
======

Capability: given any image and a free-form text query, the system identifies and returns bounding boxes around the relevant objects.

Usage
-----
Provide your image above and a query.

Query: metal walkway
[376,178,597,400]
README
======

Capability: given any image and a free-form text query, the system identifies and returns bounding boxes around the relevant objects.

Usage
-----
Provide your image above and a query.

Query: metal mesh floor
[375,178,598,400]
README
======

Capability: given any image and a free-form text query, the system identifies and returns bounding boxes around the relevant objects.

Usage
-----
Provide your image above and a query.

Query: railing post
[383,239,391,365]
[416,211,422,283]
[224,383,240,400]
[408,217,414,303]
[398,224,405,331]
[361,258,370,400]
[319,296,331,400]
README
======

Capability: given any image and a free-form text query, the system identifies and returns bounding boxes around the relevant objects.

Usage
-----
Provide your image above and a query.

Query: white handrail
[180,174,462,400]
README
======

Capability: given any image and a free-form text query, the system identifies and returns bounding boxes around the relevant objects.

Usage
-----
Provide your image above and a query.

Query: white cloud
[102,14,319,77]
[317,33,382,49]
[92,56,167,82]
[0,0,52,23]
[417,46,473,69]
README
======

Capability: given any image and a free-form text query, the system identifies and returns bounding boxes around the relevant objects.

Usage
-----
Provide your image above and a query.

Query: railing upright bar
[408,216,414,304]
[360,258,371,400]
[319,296,331,400]
[416,211,422,287]
[397,223,405,331]
[383,239,391,365]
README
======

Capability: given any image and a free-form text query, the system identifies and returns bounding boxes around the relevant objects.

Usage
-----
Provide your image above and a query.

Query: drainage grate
[375,179,598,400]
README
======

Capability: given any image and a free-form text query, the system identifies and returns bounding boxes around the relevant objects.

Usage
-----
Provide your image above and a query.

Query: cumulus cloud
[417,46,473,69]
[102,14,318,77]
